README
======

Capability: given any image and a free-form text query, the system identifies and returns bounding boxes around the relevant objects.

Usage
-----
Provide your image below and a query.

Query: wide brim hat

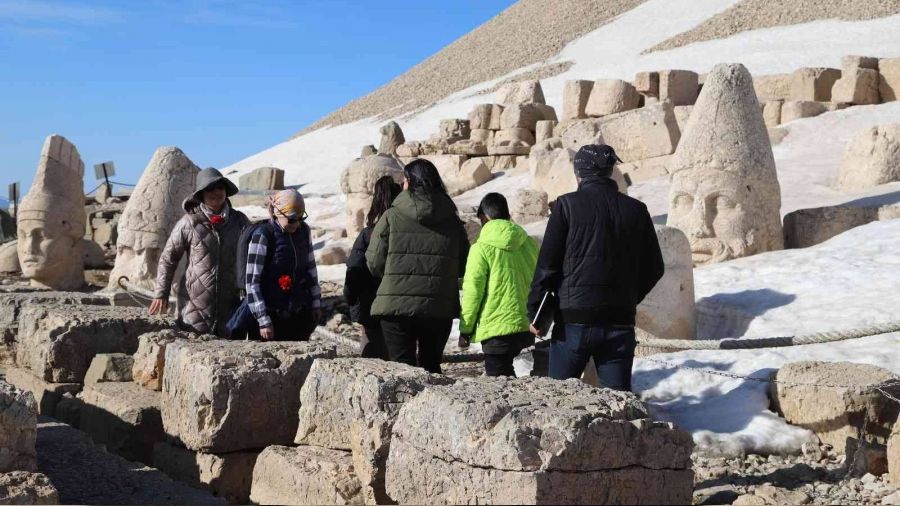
[193,167,239,200]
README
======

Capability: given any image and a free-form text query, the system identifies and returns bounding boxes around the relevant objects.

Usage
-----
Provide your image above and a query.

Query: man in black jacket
[528,144,664,391]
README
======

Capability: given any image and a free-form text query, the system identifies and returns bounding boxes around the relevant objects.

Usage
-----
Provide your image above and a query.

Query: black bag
[530,291,557,337]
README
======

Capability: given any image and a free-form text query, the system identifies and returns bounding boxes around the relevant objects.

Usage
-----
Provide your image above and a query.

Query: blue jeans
[549,324,636,391]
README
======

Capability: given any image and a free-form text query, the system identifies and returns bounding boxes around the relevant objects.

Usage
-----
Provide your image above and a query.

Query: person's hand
[529,324,546,337]
[458,334,471,349]
[260,325,275,341]
[312,308,322,324]
[148,298,169,316]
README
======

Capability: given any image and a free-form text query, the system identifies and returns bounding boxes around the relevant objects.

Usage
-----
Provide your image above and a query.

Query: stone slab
[250,445,364,506]
[161,340,337,453]
[15,305,174,383]
[78,382,164,464]
[4,367,80,417]
[153,442,258,505]
[0,381,36,473]
[84,353,134,384]
[0,471,58,505]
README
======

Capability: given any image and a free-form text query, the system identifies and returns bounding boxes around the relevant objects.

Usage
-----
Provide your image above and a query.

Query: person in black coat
[344,176,401,359]
[528,144,664,391]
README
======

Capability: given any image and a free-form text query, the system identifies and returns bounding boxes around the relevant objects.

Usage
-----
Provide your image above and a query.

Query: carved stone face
[668,169,761,265]
[17,217,80,284]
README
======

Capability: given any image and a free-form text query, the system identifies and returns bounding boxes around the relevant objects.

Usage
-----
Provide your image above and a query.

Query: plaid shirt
[246,223,321,328]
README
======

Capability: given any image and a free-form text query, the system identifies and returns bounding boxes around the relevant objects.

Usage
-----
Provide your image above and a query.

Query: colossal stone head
[108,147,199,291]
[667,63,783,265]
[17,135,86,290]
[378,121,405,157]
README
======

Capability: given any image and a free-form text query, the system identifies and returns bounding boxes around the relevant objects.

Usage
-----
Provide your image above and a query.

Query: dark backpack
[235,221,275,295]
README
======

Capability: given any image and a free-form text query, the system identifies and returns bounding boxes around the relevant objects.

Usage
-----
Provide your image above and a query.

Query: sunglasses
[277,208,308,224]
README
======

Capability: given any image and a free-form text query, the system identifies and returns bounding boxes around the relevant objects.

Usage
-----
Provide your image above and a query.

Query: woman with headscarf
[344,175,401,359]
[150,168,249,336]
[244,189,321,341]
[365,159,469,374]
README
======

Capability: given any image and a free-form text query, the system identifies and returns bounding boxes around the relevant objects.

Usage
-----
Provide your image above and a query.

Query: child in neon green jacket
[459,193,538,376]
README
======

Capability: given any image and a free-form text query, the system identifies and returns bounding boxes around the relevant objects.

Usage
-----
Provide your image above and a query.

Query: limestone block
[668,63,783,265]
[496,80,545,105]
[842,55,879,72]
[439,119,470,144]
[772,361,900,452]
[250,445,364,506]
[377,121,405,157]
[824,101,852,112]
[781,100,828,123]
[790,67,841,101]
[889,425,900,484]
[880,58,900,102]
[107,146,199,292]
[3,368,80,417]
[386,376,694,505]
[487,144,531,156]
[295,359,453,503]
[659,70,699,106]
[469,129,494,145]
[635,71,659,97]
[534,120,556,143]
[636,226,695,341]
[0,471,58,505]
[468,104,493,130]
[154,442,258,504]
[763,100,783,127]
[753,74,792,102]
[17,135,86,291]
[161,340,337,453]
[447,139,488,156]
[532,148,627,203]
[0,291,110,366]
[78,382,163,464]
[0,242,18,274]
[596,102,680,162]
[836,124,900,190]
[132,330,198,391]
[782,204,900,248]
[0,381,37,473]
[510,189,549,225]
[436,157,493,197]
[585,79,640,117]
[395,142,421,158]
[832,68,880,105]
[500,104,546,131]
[15,305,174,383]
[84,353,134,384]
[494,128,535,146]
[340,155,405,236]
[562,80,593,120]
[239,167,285,191]
[557,119,600,152]
[487,104,505,130]
[91,221,117,246]
[532,137,562,152]
[617,155,671,183]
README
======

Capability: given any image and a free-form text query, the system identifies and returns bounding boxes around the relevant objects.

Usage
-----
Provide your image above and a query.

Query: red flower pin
[209,215,225,226]
[278,275,293,292]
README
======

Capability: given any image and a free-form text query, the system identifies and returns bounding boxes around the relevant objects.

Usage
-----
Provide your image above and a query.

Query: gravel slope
[647,0,900,53]
[294,0,645,137]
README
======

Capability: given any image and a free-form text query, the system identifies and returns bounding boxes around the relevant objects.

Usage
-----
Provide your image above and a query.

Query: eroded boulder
[161,340,336,452]
[836,124,900,191]
[250,445,364,506]
[0,381,37,473]
[84,353,134,384]
[562,80,593,120]
[636,226,695,341]
[595,102,680,162]
[496,80,545,105]
[77,382,163,464]
[585,79,640,117]
[0,471,58,505]
[385,376,694,505]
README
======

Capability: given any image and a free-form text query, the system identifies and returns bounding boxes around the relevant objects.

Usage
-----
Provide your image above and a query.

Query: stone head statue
[667,63,783,265]
[108,147,199,291]
[378,121,405,156]
[17,135,86,290]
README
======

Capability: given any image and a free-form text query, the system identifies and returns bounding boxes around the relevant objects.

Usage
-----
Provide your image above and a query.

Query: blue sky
[0,0,516,197]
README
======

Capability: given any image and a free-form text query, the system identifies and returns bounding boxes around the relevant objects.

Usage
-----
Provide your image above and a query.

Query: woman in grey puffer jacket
[150,168,249,336]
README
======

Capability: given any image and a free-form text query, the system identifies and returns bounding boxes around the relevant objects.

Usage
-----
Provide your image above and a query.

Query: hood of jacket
[477,218,530,252]
[392,190,458,226]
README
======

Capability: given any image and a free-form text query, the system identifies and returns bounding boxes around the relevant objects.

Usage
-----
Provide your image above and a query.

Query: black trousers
[482,332,534,377]
[246,308,317,341]
[380,317,452,374]
[360,322,388,360]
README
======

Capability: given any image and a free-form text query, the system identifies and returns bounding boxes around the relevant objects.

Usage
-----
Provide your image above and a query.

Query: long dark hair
[403,159,457,212]
[366,176,401,228]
